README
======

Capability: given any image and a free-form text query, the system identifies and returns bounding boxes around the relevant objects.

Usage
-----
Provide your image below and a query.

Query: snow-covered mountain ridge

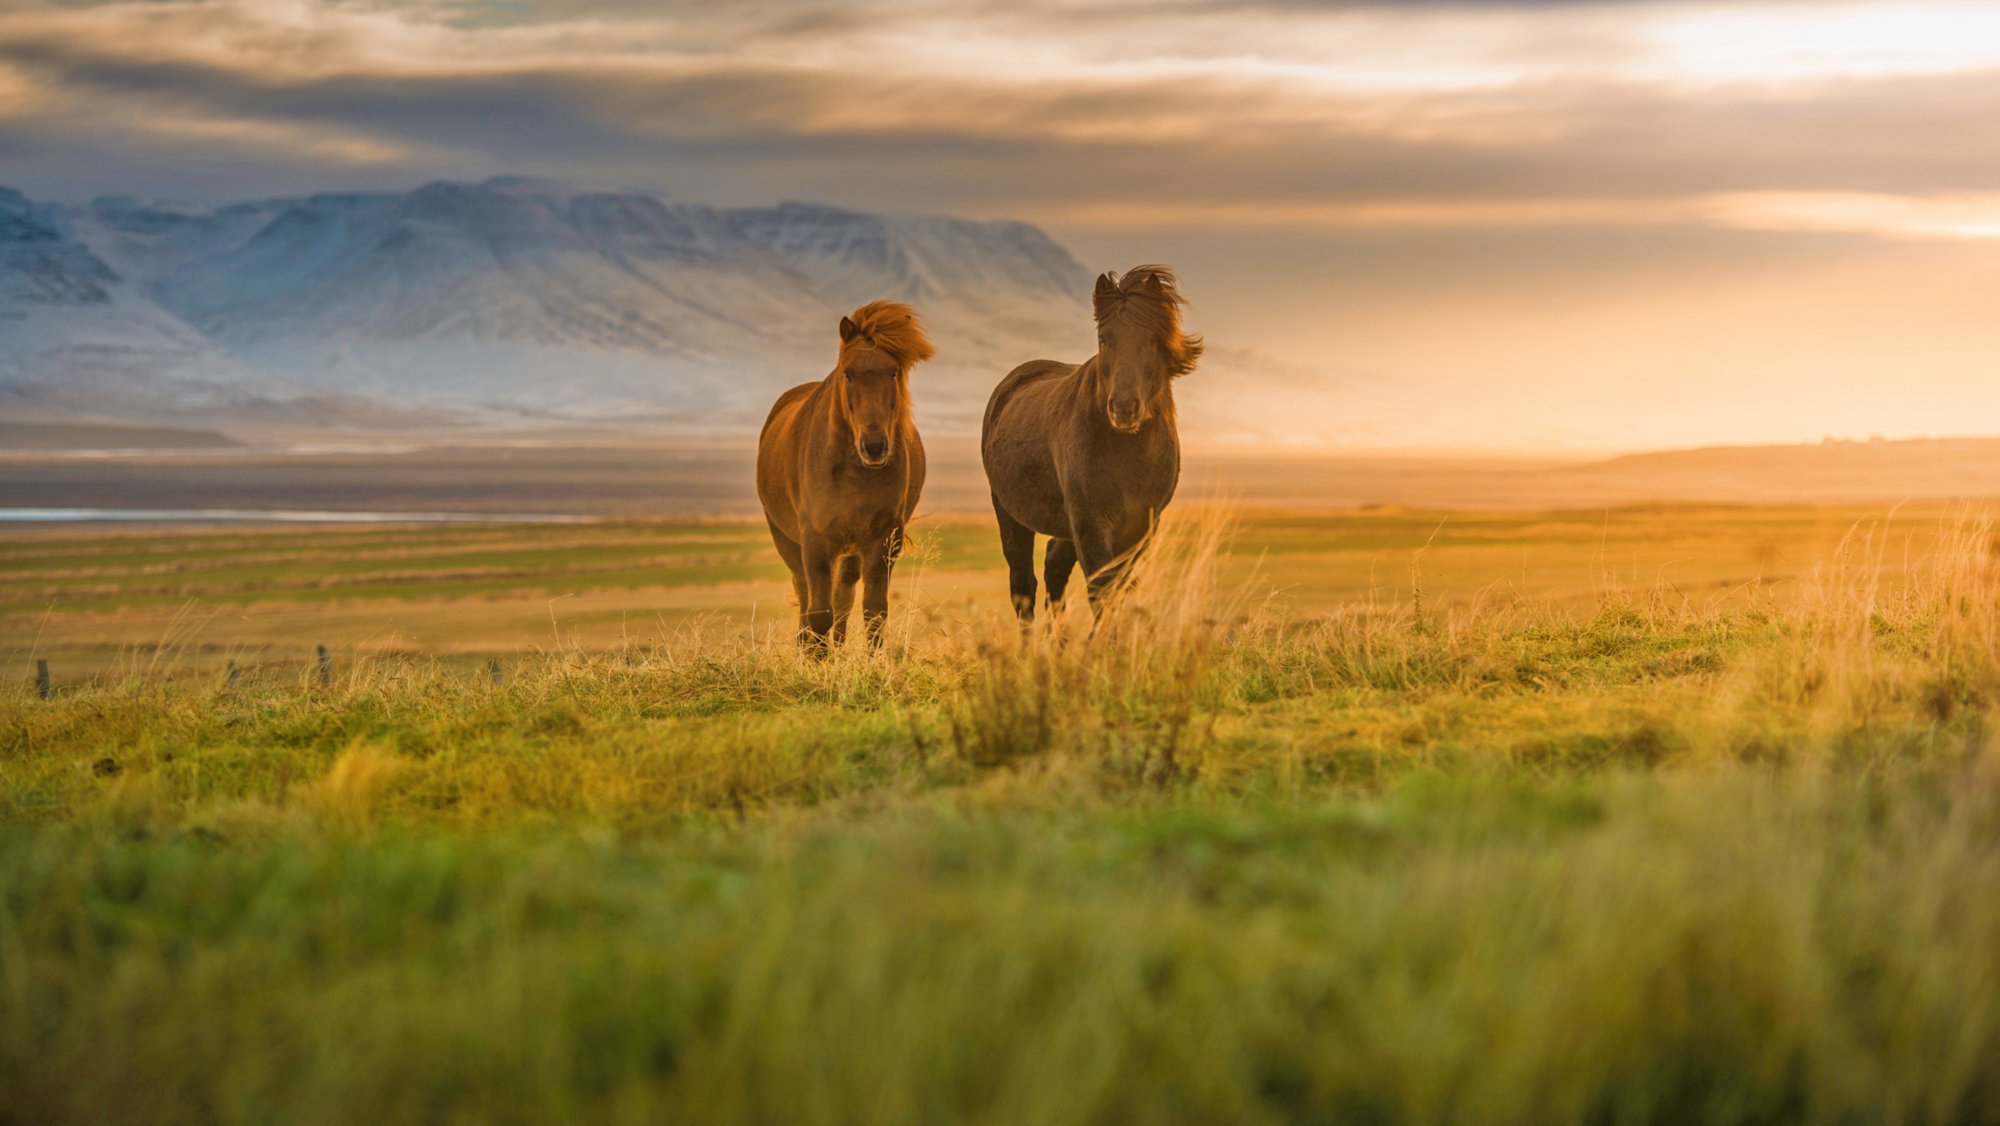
[4,176,1098,432]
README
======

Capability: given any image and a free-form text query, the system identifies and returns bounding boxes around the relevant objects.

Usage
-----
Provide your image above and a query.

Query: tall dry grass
[1708,510,2000,765]
[9,506,2000,833]
[944,513,1241,784]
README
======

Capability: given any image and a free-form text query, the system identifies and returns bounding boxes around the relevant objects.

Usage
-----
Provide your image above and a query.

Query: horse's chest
[1064,436,1176,504]
[806,463,909,538]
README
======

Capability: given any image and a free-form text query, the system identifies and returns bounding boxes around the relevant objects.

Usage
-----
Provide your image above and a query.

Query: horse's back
[757,381,821,536]
[984,359,1074,433]
[761,382,817,443]
[983,360,1079,538]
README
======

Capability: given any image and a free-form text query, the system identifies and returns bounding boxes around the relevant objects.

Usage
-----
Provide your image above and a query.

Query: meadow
[4,506,1999,1123]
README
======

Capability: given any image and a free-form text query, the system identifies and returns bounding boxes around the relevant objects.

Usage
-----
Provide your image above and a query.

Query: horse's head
[1092,265,1203,432]
[835,301,935,468]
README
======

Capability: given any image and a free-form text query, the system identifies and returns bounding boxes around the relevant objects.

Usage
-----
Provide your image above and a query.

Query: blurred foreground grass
[4,507,2000,1122]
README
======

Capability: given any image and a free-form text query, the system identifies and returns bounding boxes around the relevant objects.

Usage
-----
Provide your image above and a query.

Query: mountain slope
[38,176,1098,431]
[0,187,397,427]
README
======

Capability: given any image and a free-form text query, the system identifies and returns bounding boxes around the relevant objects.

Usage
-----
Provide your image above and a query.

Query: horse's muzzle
[856,436,893,467]
[1107,398,1147,432]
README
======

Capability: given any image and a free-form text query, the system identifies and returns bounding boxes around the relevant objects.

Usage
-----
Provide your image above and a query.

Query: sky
[3,0,1998,449]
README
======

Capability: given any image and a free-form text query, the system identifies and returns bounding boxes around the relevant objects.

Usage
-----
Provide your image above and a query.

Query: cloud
[1704,192,2000,240]
[3,0,1998,448]
[2,0,1998,238]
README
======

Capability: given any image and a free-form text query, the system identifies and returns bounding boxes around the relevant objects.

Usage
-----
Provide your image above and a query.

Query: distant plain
[8,432,2000,520]
[0,502,1945,674]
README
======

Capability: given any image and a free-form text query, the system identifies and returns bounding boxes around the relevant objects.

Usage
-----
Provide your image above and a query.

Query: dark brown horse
[757,301,935,654]
[981,265,1203,622]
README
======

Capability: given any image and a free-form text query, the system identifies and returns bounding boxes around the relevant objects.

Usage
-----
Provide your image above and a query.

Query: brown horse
[757,300,936,654]
[981,265,1203,622]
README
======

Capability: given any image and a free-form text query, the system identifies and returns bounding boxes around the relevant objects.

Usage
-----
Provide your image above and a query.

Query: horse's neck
[1074,354,1103,398]
[1072,354,1177,428]
[815,371,853,439]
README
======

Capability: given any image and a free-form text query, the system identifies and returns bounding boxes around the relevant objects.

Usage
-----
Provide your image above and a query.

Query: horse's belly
[983,425,1069,536]
[1011,493,1072,539]
[986,457,1069,538]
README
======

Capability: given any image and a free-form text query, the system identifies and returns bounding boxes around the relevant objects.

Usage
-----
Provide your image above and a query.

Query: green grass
[4,508,2000,1122]
[9,777,1997,1124]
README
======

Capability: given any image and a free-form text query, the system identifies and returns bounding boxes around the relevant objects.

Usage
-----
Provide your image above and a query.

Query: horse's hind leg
[1043,537,1078,613]
[993,494,1038,624]
[799,537,838,657]
[766,519,811,639]
[860,529,899,650]
[830,553,861,647]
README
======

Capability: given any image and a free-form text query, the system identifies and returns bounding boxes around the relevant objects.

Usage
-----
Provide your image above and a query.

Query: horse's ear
[838,316,858,342]
[1092,272,1118,319]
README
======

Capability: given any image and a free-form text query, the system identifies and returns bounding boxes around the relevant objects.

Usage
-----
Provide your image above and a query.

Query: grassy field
[0,505,1921,670]
[5,506,2000,1122]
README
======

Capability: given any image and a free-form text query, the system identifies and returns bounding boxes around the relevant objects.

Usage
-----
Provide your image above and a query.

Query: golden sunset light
[12,6,2000,1119]
[3,0,1997,448]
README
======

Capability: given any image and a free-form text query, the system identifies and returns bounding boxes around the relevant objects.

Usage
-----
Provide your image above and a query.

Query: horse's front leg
[1082,547,1132,610]
[830,554,861,647]
[1075,514,1152,611]
[799,536,838,657]
[860,529,900,650]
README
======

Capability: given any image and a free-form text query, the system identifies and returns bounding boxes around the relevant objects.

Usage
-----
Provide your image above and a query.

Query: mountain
[0,187,397,428]
[13,176,1099,433]
[1546,436,2000,504]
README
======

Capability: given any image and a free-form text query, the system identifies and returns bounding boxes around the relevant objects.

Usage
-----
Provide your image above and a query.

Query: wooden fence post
[226,658,240,690]
[36,659,50,701]
[317,645,332,688]
[487,657,503,686]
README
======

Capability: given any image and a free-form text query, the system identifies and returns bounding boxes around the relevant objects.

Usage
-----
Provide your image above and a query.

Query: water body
[0,508,598,524]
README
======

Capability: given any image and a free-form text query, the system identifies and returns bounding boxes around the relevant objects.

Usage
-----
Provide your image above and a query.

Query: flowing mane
[1092,264,1204,377]
[840,300,937,370]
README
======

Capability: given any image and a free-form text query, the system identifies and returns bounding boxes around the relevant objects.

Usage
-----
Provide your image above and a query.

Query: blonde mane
[1093,264,1204,377]
[839,300,937,370]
